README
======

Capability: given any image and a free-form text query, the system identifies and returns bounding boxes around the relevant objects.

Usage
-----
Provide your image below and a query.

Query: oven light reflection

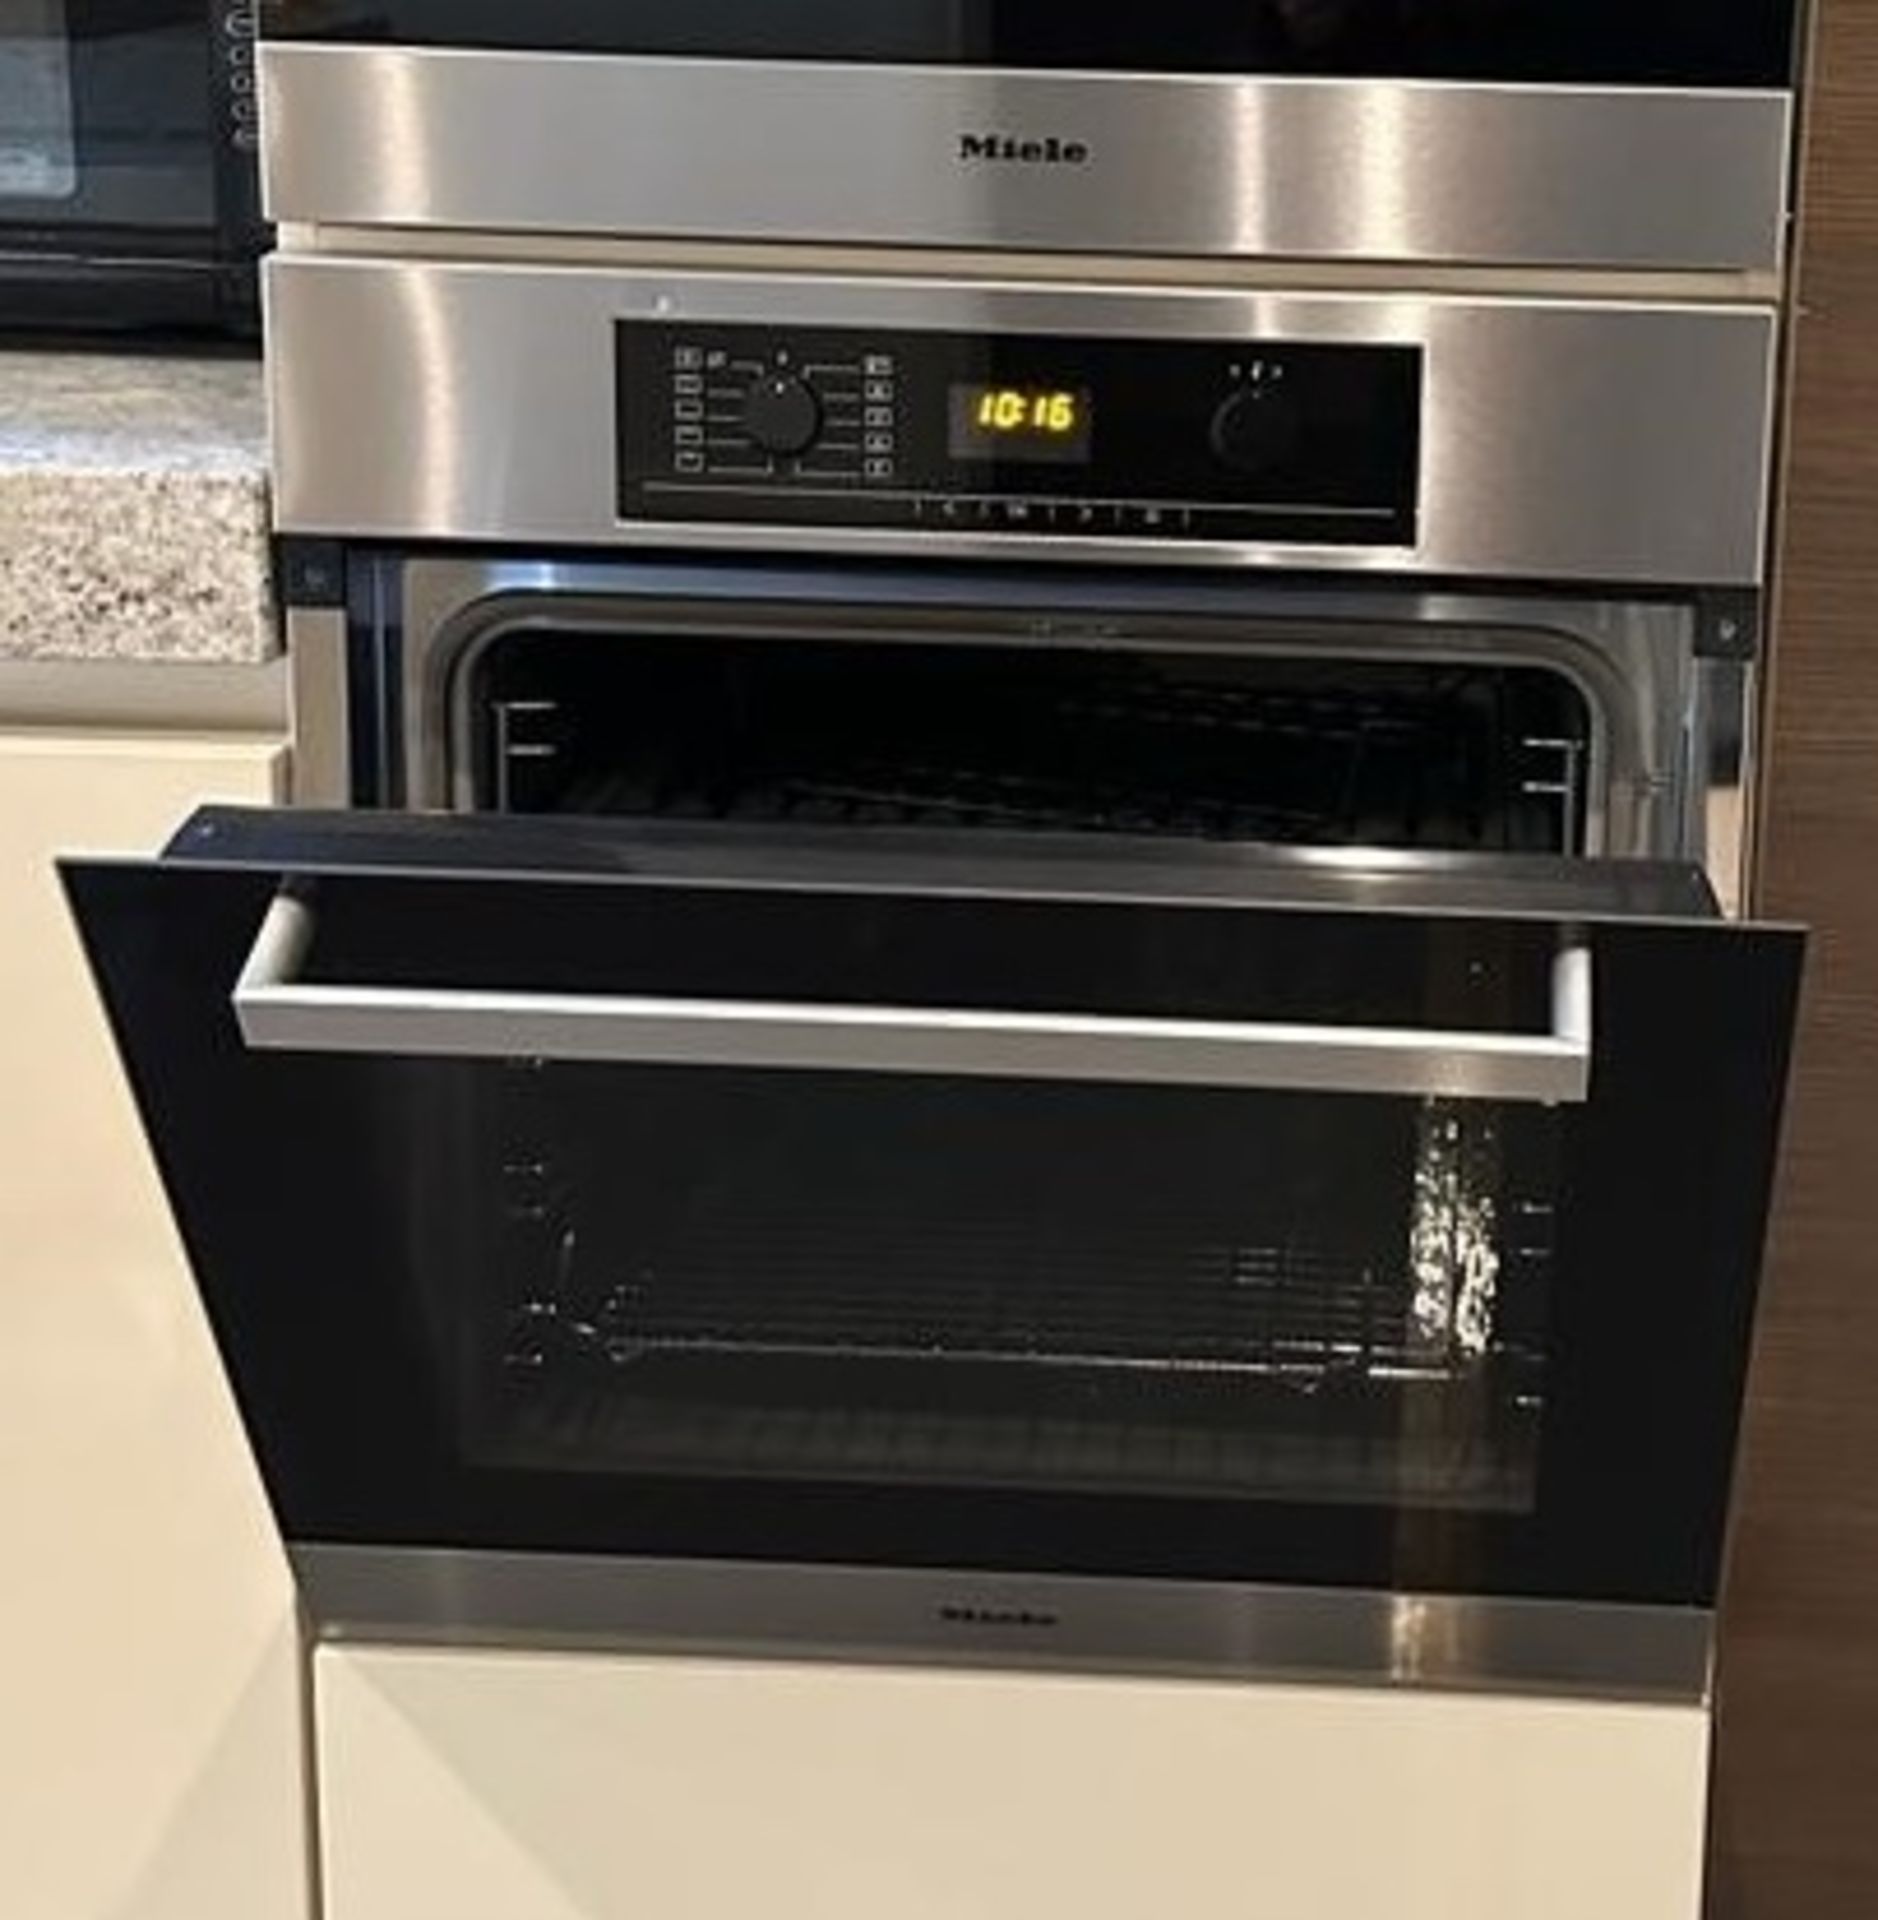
[1409,1100,1501,1360]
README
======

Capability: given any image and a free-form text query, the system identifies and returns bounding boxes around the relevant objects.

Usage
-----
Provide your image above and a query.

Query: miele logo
[958,132,1092,168]
[938,1603,1062,1631]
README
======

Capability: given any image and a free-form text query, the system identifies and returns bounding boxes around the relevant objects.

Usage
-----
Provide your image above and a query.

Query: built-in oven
[57,7,1805,1709]
[0,1,263,333]
[63,263,1802,1705]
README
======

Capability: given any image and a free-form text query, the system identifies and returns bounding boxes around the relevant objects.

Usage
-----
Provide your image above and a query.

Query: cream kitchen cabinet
[317,1642,1711,1920]
[0,730,307,1920]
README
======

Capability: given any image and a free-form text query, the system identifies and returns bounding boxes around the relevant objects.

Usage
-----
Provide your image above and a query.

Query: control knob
[1209,383,1304,477]
[742,373,823,457]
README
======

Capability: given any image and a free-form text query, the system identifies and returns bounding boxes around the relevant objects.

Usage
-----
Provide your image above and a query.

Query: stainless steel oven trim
[273,225,1787,308]
[386,559,1723,884]
[286,606,351,808]
[233,888,1596,1104]
[293,1546,1714,1705]
[258,46,1792,277]
[1693,654,1755,919]
[263,258,1780,588]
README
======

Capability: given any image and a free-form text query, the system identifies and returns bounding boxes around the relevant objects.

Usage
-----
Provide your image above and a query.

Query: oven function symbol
[1132,504,1195,534]
[942,496,1002,524]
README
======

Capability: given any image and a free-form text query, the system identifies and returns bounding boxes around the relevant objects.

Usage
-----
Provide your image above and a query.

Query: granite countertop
[0,349,274,665]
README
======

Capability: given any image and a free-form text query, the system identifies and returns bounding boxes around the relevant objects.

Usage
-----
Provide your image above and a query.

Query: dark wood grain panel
[1711,0,1878,1911]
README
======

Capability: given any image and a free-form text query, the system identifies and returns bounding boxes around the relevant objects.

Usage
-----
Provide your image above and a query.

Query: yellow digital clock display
[974,389,1081,433]
[949,384,1094,463]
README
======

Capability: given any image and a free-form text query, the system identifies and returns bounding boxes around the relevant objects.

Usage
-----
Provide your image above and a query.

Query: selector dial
[743,373,823,457]
[1209,384,1304,477]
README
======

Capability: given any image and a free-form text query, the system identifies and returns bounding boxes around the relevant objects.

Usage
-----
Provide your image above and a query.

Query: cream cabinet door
[0,732,307,1920]
[318,1643,1710,1920]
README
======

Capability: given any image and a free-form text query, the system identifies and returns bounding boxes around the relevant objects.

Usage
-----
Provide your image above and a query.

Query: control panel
[619,323,1421,546]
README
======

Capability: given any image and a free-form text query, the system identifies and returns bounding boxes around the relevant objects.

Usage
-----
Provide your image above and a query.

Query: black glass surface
[2,1,208,226]
[0,1,262,329]
[63,816,1803,1608]
[619,324,1421,548]
[480,1066,1553,1515]
[263,1,1799,90]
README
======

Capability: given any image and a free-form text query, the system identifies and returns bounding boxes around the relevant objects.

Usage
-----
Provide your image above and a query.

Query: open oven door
[61,807,1802,1702]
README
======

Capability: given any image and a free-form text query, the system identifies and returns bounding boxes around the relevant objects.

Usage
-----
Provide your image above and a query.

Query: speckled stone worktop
[0,349,274,664]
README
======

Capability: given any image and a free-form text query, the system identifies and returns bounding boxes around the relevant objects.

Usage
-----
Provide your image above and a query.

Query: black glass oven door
[261,1,1799,89]
[63,809,1802,1618]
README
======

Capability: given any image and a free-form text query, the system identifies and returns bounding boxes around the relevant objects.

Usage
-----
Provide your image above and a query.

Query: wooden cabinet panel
[0,732,307,1920]
[318,1644,1711,1920]
[1713,0,1878,1911]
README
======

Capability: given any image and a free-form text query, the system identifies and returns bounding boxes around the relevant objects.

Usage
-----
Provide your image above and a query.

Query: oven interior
[462,628,1595,856]
[477,1066,1560,1514]
[434,616,1593,1512]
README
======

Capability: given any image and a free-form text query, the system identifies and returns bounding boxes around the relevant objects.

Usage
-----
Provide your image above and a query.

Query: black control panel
[617,324,1421,546]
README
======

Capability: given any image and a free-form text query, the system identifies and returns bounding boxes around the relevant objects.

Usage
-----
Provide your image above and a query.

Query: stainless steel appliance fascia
[297,1547,1713,1704]
[257,45,1792,276]
[265,259,1778,587]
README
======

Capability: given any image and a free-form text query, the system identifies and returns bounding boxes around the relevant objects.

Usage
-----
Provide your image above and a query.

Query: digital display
[948,384,1094,464]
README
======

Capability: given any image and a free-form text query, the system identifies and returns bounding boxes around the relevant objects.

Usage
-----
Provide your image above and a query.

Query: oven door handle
[232,892,1593,1105]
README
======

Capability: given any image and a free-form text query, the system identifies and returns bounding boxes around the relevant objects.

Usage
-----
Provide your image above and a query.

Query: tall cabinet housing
[1715,0,1878,1910]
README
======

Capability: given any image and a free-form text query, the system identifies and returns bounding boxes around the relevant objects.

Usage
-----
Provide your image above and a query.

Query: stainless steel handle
[233,891,1594,1104]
